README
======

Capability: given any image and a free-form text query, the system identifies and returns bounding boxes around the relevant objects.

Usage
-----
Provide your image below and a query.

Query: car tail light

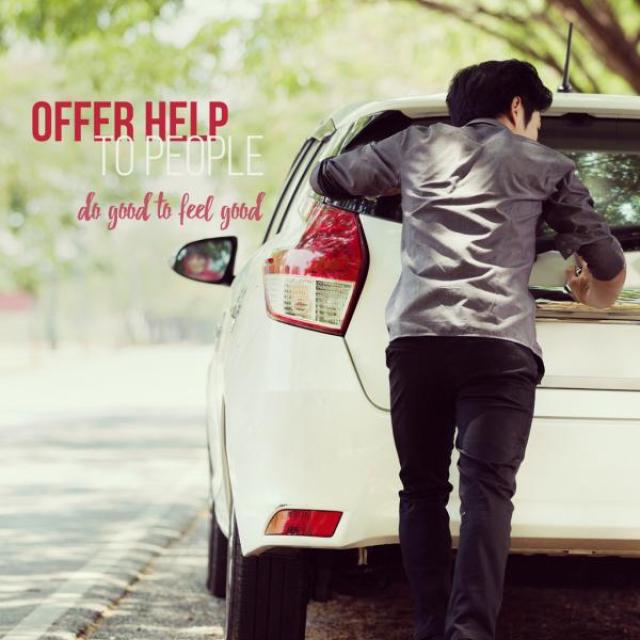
[265,508,342,537]
[262,202,368,335]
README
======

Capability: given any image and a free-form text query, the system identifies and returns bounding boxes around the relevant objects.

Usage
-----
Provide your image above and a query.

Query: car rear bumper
[224,334,640,557]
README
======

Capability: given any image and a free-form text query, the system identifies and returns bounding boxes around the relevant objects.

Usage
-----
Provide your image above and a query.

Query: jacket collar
[464,117,510,131]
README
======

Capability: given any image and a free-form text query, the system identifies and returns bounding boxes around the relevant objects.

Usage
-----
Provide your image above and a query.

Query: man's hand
[564,255,590,304]
[565,254,626,309]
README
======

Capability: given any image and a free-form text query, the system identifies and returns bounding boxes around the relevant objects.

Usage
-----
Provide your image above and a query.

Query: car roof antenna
[557,21,574,92]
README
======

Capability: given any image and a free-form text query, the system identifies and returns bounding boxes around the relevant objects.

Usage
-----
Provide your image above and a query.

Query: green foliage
[399,0,640,93]
[0,0,182,45]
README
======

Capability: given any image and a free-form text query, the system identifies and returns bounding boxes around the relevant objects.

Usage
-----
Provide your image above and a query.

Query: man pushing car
[309,59,626,640]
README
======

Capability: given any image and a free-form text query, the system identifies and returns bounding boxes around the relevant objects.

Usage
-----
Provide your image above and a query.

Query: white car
[172,92,640,640]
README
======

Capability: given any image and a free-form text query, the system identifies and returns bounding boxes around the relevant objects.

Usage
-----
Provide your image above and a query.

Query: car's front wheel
[224,503,310,640]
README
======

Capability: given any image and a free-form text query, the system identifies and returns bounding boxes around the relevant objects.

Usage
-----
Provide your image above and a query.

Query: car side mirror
[172,236,238,285]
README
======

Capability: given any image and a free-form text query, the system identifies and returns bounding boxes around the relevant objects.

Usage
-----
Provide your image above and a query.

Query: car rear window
[534,116,640,319]
[538,116,640,228]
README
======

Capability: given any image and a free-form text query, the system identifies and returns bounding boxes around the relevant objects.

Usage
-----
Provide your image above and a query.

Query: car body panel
[327,92,640,131]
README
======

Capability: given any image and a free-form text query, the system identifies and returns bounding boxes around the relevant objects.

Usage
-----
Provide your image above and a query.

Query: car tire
[206,502,228,597]
[224,504,310,640]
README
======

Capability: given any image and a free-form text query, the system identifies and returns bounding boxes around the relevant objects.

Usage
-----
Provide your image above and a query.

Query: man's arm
[309,128,410,199]
[542,164,626,308]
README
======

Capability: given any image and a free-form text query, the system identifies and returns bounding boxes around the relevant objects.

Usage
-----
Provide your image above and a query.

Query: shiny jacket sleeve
[309,128,409,199]
[541,165,625,280]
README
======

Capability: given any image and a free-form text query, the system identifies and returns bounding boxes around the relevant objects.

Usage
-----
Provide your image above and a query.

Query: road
[0,346,211,640]
[59,506,640,640]
[1,345,639,640]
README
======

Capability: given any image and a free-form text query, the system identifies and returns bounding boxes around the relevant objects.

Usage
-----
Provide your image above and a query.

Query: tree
[0,0,181,46]
[402,0,640,93]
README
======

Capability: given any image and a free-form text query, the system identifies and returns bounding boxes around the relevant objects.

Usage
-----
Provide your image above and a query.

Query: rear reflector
[262,202,368,335]
[265,508,342,537]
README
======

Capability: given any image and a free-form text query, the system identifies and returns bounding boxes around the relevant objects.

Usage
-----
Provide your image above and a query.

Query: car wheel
[224,504,310,640]
[206,502,228,597]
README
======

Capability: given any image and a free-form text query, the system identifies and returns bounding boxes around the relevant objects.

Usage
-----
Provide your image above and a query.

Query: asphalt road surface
[0,346,211,640]
[2,346,639,640]
[57,506,640,640]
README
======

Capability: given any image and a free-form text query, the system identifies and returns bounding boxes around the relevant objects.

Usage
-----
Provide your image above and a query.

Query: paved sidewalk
[83,507,222,640]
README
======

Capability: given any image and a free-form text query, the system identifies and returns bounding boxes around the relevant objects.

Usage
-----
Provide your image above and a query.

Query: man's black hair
[446,59,553,127]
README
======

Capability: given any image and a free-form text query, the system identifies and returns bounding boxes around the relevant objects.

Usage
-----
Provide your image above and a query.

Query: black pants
[385,335,544,640]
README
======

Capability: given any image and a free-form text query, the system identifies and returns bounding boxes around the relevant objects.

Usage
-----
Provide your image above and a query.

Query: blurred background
[0,0,637,360]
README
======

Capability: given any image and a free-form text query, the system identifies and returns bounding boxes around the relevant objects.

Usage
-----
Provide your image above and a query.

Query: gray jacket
[309,117,625,359]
